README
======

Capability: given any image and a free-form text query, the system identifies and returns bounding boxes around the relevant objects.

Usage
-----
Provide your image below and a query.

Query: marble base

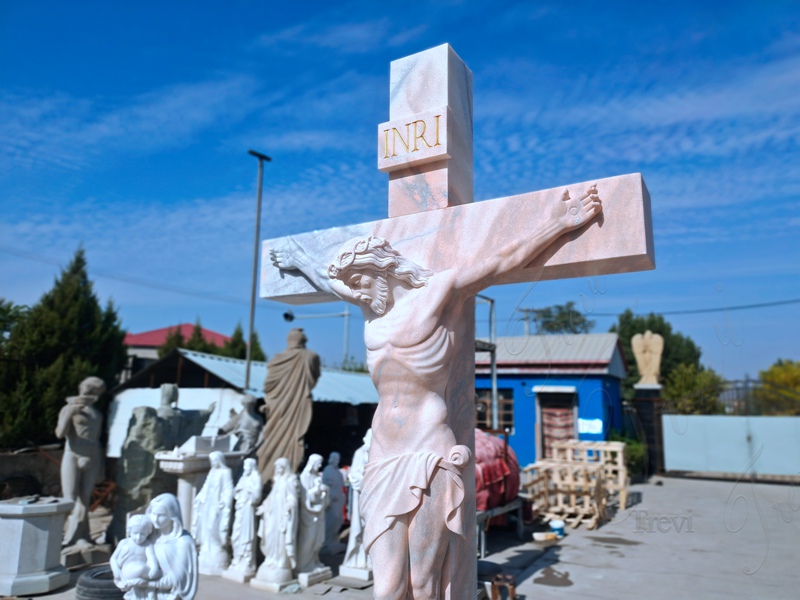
[298,567,333,587]
[0,496,73,595]
[0,567,70,596]
[61,542,111,568]
[338,565,373,581]
[221,567,254,583]
[250,577,298,592]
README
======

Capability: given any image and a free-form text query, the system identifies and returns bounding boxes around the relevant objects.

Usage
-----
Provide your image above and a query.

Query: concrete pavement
[41,476,799,599]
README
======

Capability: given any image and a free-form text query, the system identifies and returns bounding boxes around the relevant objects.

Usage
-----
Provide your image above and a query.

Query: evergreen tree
[185,319,218,354]
[250,330,266,362]
[221,323,266,361]
[157,326,185,358]
[0,299,28,350]
[222,323,248,359]
[0,249,127,448]
[610,309,702,401]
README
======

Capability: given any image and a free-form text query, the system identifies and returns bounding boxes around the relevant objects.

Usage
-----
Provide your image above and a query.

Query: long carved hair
[328,236,432,288]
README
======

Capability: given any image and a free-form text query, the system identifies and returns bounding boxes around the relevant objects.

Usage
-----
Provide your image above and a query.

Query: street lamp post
[246,149,271,390]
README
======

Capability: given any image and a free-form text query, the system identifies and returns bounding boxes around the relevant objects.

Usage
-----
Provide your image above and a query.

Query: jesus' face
[346,270,389,315]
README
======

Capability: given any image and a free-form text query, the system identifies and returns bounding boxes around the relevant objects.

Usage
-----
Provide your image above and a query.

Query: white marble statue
[343,429,372,571]
[271,183,603,597]
[191,451,233,575]
[223,458,261,581]
[110,514,160,600]
[295,454,329,575]
[55,376,105,547]
[116,493,198,600]
[632,330,665,385]
[321,452,346,554]
[219,394,264,456]
[252,457,299,587]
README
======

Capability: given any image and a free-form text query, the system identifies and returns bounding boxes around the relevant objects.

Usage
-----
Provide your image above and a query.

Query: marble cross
[260,44,653,599]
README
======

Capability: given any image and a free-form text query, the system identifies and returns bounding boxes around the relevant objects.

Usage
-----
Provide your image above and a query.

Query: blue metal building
[475,333,627,466]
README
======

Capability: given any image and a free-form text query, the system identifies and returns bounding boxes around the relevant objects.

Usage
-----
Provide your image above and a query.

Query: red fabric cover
[474,428,520,511]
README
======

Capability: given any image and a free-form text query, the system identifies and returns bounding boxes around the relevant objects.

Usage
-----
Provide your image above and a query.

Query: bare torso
[363,272,465,461]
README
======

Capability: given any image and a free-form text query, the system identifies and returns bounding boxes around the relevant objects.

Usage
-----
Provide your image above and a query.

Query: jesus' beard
[364,275,389,315]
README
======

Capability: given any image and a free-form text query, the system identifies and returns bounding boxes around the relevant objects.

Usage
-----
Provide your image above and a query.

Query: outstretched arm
[454,185,602,295]
[270,238,357,303]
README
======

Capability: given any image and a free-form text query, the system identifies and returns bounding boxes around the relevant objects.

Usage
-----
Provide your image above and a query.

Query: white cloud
[0,76,261,174]
[253,19,427,54]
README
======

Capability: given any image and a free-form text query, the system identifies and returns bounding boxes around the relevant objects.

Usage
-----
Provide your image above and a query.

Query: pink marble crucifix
[261,44,653,600]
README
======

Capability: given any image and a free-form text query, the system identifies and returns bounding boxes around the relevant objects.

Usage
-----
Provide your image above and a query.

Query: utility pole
[477,294,498,430]
[517,307,537,336]
[245,149,271,390]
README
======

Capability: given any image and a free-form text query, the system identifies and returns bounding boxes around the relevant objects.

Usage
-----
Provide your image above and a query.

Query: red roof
[124,324,231,348]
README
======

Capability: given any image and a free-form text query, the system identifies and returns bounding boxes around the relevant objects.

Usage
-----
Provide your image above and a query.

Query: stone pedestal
[221,567,255,583]
[155,435,245,527]
[0,496,73,596]
[633,384,665,477]
[250,572,298,592]
[298,566,333,588]
[338,565,373,581]
[60,540,111,568]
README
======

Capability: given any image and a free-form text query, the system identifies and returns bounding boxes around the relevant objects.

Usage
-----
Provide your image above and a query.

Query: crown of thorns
[328,236,395,280]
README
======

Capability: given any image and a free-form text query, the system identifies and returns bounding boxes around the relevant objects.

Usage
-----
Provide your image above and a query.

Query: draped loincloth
[359,446,470,553]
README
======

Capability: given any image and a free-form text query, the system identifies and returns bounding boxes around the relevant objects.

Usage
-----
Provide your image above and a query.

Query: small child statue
[111,514,161,600]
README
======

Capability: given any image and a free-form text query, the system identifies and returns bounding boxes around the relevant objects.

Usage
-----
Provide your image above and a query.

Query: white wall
[106,388,245,458]
[662,415,800,477]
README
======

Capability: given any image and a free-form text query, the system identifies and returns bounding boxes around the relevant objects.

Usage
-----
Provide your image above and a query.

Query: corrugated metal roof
[178,349,379,406]
[475,333,620,364]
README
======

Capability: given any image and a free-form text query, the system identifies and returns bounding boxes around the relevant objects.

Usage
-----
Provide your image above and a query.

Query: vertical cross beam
[379,44,473,217]
[378,44,477,599]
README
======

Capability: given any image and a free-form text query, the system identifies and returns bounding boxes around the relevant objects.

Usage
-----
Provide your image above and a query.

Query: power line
[477,297,800,325]
[0,245,282,310]
[588,297,800,317]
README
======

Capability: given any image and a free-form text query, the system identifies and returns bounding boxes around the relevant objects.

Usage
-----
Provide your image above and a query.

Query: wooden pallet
[519,463,551,516]
[552,440,629,508]
[538,460,606,529]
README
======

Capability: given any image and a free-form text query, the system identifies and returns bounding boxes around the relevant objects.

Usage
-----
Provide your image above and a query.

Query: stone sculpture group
[112,449,357,597]
[250,454,335,590]
[111,493,198,600]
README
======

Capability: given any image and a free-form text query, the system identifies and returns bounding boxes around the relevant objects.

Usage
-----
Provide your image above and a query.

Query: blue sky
[1,1,798,381]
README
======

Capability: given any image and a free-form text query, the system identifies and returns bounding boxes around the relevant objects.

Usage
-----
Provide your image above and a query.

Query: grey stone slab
[36,477,800,600]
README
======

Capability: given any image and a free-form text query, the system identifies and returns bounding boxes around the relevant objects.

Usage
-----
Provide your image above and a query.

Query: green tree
[610,309,703,401]
[222,323,247,359]
[250,331,266,362]
[532,301,595,334]
[0,249,127,448]
[663,363,725,414]
[157,326,185,358]
[185,319,219,354]
[221,323,266,362]
[0,299,29,349]
[754,359,800,415]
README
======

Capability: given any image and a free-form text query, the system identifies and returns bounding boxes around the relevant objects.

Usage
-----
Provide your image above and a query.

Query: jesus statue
[270,186,602,599]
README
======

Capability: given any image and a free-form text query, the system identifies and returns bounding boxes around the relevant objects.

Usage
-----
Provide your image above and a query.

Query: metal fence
[716,379,800,416]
